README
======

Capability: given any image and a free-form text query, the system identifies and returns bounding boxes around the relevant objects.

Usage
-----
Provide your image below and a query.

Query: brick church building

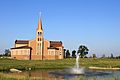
[11,17,64,60]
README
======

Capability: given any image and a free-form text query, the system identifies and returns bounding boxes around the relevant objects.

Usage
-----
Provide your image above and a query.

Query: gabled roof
[15,40,29,44]
[50,41,62,47]
[11,46,32,49]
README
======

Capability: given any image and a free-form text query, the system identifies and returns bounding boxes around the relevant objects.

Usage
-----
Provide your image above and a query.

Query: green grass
[79,58,120,68]
[1,58,120,80]
[0,58,76,71]
[0,58,120,71]
[0,72,46,80]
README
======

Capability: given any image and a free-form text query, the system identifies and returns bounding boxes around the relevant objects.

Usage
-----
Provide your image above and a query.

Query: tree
[0,54,3,57]
[77,45,89,58]
[101,54,105,58]
[116,56,120,59]
[63,49,66,58]
[72,50,76,58]
[110,53,114,59]
[4,49,11,56]
[66,50,70,58]
[93,54,97,58]
[89,56,92,58]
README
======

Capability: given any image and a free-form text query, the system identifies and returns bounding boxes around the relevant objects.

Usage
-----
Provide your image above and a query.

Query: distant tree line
[64,45,120,59]
[0,49,11,57]
[65,45,89,58]
[98,53,120,59]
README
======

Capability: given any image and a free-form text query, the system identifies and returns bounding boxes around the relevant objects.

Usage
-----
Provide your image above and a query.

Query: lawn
[0,58,120,71]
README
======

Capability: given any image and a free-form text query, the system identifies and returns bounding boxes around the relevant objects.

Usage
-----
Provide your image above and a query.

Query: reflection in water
[1,69,120,80]
[6,70,63,80]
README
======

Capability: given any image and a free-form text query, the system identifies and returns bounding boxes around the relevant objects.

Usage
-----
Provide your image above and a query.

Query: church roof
[50,41,62,47]
[11,46,32,49]
[48,47,59,50]
[15,40,29,44]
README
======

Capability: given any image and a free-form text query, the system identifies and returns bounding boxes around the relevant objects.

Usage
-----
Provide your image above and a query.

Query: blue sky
[0,0,120,57]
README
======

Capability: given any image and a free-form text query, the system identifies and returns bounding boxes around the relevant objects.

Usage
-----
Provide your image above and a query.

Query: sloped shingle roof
[11,46,31,49]
[50,41,62,47]
[15,40,29,44]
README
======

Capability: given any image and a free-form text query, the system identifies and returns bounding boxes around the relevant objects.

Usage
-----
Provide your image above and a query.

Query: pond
[1,69,120,80]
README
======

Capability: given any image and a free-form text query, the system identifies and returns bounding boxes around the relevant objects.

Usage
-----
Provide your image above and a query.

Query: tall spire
[37,12,43,30]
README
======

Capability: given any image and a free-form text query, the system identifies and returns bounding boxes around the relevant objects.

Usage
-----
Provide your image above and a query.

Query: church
[11,17,64,60]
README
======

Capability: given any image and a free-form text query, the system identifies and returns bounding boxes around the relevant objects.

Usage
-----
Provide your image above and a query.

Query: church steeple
[36,15,43,37]
[37,18,43,31]
[36,13,44,59]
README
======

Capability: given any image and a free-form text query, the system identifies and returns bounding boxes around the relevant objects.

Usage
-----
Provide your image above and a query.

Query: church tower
[36,17,44,59]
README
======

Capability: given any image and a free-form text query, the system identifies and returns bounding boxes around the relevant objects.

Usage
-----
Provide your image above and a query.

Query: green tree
[66,50,70,58]
[93,54,97,58]
[77,45,89,58]
[4,49,11,56]
[101,54,106,58]
[116,56,120,59]
[110,53,114,59]
[63,49,66,58]
[72,50,76,58]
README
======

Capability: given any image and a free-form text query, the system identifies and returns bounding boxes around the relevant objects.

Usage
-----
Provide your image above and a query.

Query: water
[70,53,85,74]
[48,54,120,79]
[54,53,85,75]
[76,53,80,69]
[1,69,120,80]
[50,69,120,80]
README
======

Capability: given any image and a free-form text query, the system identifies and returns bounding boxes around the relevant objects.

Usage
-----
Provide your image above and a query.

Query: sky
[0,0,120,57]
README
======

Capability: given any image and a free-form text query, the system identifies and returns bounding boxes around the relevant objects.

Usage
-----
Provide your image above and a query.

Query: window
[48,51,50,55]
[37,44,39,49]
[21,50,23,55]
[38,32,40,36]
[51,51,54,55]
[38,38,42,41]
[12,51,14,55]
[55,51,57,55]
[37,53,39,55]
[37,43,42,50]
[24,50,27,55]
[28,50,30,55]
[49,51,51,55]
[16,50,18,55]
[38,32,42,36]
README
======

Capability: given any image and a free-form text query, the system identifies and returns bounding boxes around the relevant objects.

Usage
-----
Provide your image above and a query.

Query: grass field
[0,58,120,80]
[0,58,120,71]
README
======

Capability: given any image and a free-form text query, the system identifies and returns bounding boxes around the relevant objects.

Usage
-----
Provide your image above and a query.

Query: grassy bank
[0,58,120,71]
[0,73,47,80]
[0,58,75,71]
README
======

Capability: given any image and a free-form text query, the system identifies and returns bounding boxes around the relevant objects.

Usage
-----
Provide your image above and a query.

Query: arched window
[38,32,39,35]
[38,38,39,41]
[38,32,42,36]
[38,38,42,41]
[40,38,41,41]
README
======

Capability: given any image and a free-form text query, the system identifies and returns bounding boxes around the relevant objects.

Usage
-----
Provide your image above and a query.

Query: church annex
[11,17,64,60]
